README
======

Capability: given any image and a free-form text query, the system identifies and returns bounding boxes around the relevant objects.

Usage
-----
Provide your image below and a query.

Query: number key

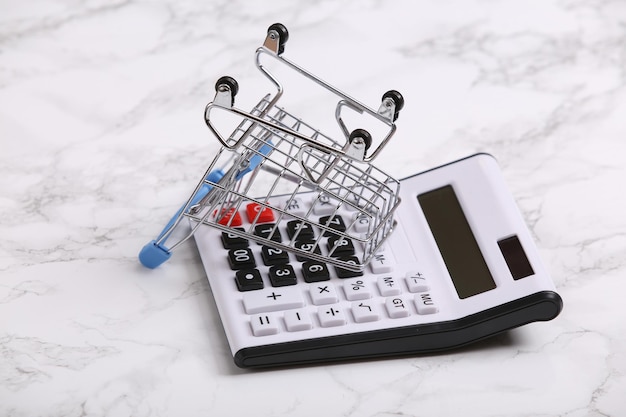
[334,256,364,278]
[327,235,355,256]
[221,228,249,249]
[294,239,322,261]
[254,224,282,243]
[228,248,256,270]
[268,264,297,287]
[319,215,346,236]
[286,220,315,240]
[302,261,330,282]
[261,246,289,266]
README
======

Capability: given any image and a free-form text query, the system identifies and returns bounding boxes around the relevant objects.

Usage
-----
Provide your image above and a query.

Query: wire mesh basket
[139,23,404,272]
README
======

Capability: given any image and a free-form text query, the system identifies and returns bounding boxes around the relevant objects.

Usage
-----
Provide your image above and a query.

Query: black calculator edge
[233,290,563,368]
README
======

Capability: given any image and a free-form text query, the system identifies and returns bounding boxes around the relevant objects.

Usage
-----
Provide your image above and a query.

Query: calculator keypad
[217,203,439,337]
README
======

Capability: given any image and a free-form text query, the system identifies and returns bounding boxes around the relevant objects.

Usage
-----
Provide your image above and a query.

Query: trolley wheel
[268,23,289,54]
[382,90,404,121]
[349,128,372,152]
[215,76,239,106]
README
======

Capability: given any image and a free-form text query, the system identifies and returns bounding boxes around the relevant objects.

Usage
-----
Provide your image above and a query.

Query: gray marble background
[1,1,625,416]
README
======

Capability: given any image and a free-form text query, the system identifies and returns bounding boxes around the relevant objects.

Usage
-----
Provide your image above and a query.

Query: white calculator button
[317,306,346,327]
[351,301,381,323]
[385,296,411,318]
[250,314,280,336]
[405,271,429,293]
[377,276,402,296]
[414,292,438,315]
[284,309,313,332]
[353,212,371,233]
[311,194,336,215]
[282,197,306,217]
[309,284,339,305]
[370,247,395,274]
[343,279,373,301]
[243,288,305,314]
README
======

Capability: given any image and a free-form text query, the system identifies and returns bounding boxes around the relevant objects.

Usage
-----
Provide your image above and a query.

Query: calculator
[193,153,563,368]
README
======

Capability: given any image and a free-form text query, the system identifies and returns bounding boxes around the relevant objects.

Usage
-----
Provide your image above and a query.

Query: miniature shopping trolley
[139,23,405,272]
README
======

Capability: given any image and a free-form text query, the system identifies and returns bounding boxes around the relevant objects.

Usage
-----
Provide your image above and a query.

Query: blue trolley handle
[139,143,272,268]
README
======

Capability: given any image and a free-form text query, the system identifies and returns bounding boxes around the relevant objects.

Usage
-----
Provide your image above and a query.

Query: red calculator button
[215,208,243,226]
[246,203,275,224]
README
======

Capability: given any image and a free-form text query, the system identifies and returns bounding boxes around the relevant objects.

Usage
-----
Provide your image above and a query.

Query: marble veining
[1,0,625,416]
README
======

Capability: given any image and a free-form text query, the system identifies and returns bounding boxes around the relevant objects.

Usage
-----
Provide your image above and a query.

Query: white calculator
[193,153,563,368]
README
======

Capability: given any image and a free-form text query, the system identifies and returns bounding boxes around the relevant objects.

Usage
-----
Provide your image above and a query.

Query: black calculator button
[302,261,330,282]
[254,224,282,243]
[228,248,256,270]
[261,245,289,266]
[268,264,298,287]
[334,256,364,278]
[294,239,322,261]
[327,235,355,256]
[235,269,264,292]
[221,228,249,249]
[286,220,315,240]
[319,215,346,236]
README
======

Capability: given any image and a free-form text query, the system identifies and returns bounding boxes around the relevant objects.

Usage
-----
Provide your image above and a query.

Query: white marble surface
[1,0,625,416]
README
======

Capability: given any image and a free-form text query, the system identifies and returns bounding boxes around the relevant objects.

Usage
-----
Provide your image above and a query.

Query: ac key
[309,284,339,305]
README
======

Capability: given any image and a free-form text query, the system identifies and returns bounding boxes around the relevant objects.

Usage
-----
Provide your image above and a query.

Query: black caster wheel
[268,23,289,55]
[215,76,239,106]
[349,128,372,152]
[382,90,404,121]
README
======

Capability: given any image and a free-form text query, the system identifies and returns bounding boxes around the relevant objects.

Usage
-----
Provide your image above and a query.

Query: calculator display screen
[418,185,497,299]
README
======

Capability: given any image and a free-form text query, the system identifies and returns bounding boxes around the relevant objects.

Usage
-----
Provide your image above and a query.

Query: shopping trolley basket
[139,23,405,272]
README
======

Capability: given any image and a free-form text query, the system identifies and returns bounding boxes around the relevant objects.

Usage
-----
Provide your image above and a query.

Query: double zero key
[228,248,256,270]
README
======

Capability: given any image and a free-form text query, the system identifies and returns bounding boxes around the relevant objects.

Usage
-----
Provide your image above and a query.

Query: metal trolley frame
[139,23,405,272]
